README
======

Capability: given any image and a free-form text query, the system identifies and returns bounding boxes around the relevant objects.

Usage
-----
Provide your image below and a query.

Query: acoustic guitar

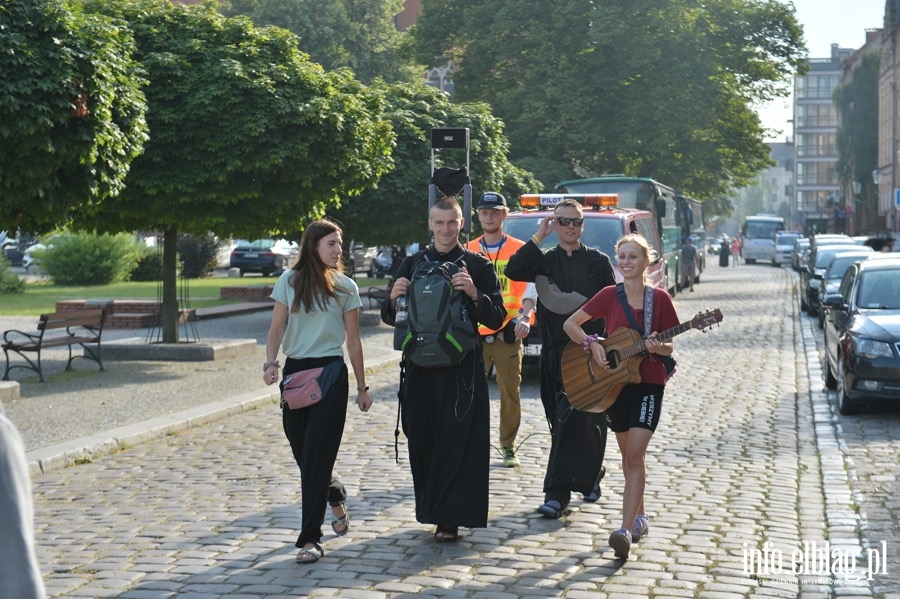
[562,309,723,413]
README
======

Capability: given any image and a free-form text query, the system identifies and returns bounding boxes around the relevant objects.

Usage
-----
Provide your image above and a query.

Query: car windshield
[816,246,870,268]
[857,270,900,309]
[826,255,869,280]
[237,239,275,250]
[504,216,624,256]
[776,234,799,245]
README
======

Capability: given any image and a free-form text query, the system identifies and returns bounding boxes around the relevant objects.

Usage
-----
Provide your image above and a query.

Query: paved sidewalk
[23,265,889,597]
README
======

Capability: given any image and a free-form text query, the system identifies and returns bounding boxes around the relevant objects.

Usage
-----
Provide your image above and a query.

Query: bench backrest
[39,309,106,332]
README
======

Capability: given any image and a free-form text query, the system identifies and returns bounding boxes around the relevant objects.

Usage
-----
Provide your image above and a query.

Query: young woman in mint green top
[263,219,373,564]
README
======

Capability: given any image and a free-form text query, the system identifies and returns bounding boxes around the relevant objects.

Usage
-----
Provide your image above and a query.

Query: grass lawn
[2,275,389,316]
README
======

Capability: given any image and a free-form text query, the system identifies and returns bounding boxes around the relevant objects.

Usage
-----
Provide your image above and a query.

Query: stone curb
[24,350,401,478]
[25,387,280,477]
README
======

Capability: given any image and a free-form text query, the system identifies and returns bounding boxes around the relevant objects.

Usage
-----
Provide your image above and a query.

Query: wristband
[581,334,600,353]
[263,359,281,372]
[531,234,542,245]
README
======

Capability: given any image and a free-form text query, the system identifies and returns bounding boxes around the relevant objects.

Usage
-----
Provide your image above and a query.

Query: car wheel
[807,303,818,317]
[817,310,825,329]
[238,269,245,277]
[835,358,858,415]
[799,291,808,311]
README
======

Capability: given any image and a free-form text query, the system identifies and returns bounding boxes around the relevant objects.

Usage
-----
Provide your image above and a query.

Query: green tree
[331,82,541,247]
[220,0,422,84]
[80,0,394,341]
[835,51,879,234]
[410,0,806,212]
[0,0,147,231]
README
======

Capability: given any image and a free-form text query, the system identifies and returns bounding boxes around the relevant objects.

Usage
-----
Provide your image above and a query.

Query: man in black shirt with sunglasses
[506,198,616,518]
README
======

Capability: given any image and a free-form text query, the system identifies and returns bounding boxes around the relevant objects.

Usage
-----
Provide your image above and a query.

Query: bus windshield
[743,217,784,239]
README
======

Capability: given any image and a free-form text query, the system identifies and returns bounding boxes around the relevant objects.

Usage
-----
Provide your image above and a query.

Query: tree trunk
[162,226,179,343]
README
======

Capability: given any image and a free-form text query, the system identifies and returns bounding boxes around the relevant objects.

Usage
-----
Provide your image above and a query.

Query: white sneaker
[631,515,649,543]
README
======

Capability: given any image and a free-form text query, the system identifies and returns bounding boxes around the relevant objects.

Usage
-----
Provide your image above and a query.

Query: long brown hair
[289,219,348,313]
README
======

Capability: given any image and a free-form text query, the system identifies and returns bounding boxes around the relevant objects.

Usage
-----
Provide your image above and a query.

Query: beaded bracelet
[262,359,281,372]
[581,334,600,353]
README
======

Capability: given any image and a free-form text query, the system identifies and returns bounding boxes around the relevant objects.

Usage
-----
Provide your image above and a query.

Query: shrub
[130,245,165,281]
[35,231,142,286]
[0,253,24,294]
[178,234,219,278]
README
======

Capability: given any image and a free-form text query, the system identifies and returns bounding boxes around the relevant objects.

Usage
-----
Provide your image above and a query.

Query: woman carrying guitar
[562,233,679,561]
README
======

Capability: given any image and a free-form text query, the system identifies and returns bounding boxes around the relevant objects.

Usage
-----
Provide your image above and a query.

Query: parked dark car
[815,250,875,328]
[348,242,377,277]
[790,237,810,271]
[229,239,299,277]
[822,256,900,414]
[373,244,420,278]
[800,243,872,315]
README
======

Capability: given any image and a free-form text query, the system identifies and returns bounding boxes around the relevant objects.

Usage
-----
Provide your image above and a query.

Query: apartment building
[792,44,854,234]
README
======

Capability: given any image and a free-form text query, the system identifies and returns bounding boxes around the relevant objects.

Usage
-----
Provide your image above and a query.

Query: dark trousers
[281,356,348,547]
[539,345,607,505]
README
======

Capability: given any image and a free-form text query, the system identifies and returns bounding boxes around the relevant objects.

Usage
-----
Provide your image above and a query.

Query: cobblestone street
[21,263,900,598]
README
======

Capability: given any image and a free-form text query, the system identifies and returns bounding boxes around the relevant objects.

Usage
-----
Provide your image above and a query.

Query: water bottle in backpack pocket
[393,295,409,351]
[400,259,476,368]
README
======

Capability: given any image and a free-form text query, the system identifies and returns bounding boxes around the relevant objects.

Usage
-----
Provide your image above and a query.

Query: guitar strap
[614,283,653,339]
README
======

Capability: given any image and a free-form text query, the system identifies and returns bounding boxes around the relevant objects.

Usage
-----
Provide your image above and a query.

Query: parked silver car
[772,232,800,266]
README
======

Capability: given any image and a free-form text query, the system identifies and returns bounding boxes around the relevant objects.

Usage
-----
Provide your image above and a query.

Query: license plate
[523,344,542,356]
[245,252,258,258]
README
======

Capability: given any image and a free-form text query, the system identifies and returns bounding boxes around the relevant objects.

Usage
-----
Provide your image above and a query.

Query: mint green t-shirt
[271,270,362,359]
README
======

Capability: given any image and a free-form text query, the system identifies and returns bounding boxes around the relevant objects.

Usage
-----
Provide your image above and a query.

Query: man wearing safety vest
[466,192,537,467]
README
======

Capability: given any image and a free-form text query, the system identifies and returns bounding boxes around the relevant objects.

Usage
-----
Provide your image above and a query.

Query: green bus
[555,175,682,294]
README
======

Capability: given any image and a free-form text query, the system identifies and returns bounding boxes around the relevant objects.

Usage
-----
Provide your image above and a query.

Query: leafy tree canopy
[331,83,541,246]
[0,0,147,232]
[834,50,879,232]
[410,0,807,213]
[219,0,423,85]
[79,0,395,239]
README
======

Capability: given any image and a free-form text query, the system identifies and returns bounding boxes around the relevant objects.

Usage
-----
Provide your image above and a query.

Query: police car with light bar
[503,193,668,359]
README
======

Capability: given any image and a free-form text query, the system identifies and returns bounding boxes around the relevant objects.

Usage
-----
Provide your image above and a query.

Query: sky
[759,0,885,141]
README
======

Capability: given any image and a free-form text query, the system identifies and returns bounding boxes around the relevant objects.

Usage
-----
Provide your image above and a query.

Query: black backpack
[396,256,476,368]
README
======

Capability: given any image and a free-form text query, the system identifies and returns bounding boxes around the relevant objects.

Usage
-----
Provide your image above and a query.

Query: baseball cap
[477,192,507,210]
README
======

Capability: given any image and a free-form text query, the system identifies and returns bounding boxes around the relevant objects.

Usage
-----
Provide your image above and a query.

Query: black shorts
[605,383,664,433]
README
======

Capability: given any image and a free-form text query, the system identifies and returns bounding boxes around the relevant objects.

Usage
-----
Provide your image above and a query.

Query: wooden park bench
[2,309,106,383]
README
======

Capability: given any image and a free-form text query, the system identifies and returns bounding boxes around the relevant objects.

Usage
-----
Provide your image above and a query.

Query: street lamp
[851,181,862,235]
[873,169,885,234]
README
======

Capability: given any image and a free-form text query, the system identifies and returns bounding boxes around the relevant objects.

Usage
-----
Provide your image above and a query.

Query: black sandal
[434,525,459,542]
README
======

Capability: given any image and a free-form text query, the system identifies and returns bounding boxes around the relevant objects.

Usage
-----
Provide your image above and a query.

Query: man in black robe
[381,198,506,541]
[506,199,616,518]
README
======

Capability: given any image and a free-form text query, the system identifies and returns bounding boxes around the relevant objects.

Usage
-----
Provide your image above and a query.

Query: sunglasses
[556,217,584,227]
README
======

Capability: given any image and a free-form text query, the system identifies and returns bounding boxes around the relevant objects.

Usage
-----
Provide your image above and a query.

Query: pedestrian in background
[563,233,679,561]
[264,218,374,565]
[506,198,616,519]
[718,238,731,267]
[466,192,538,467]
[0,410,47,599]
[731,238,741,266]
[680,236,697,292]
[381,198,506,542]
